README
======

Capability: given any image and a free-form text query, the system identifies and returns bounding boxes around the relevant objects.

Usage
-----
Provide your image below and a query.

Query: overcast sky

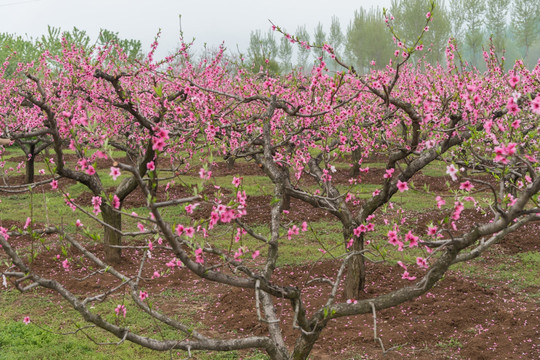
[0,0,392,59]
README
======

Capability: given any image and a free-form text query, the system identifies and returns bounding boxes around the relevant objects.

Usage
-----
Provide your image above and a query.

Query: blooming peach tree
[1,16,540,360]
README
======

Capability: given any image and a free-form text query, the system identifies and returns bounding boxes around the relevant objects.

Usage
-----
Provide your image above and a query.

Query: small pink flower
[301,221,308,232]
[195,248,204,264]
[446,164,458,181]
[137,223,145,232]
[176,224,184,236]
[51,179,58,190]
[62,259,70,271]
[232,176,242,188]
[112,195,120,209]
[252,250,260,260]
[383,168,394,179]
[23,316,30,325]
[508,75,520,88]
[152,137,166,152]
[416,257,428,269]
[460,180,474,191]
[115,304,126,318]
[76,219,83,228]
[139,291,148,301]
[397,180,408,192]
[184,227,195,238]
[23,217,31,229]
[86,166,96,176]
[146,161,155,171]
[435,196,446,209]
[110,167,121,180]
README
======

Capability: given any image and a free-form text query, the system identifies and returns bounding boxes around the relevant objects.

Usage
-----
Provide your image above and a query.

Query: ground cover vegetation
[0,1,539,359]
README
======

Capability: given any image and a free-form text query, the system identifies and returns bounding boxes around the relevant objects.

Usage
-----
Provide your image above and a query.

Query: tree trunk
[344,235,366,299]
[291,331,321,360]
[25,144,36,184]
[102,205,122,263]
[350,147,362,178]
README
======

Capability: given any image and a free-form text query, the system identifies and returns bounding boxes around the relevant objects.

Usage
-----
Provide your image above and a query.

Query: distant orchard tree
[485,0,511,58]
[346,7,394,71]
[512,0,540,62]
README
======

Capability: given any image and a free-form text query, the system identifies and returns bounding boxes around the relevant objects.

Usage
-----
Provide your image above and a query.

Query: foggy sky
[0,0,392,59]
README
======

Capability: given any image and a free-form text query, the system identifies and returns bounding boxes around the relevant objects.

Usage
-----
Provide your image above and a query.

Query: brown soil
[1,214,538,359]
[7,153,136,169]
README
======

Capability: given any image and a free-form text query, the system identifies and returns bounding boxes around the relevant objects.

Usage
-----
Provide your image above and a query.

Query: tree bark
[101,205,122,263]
[350,147,362,178]
[291,331,322,360]
[344,234,365,299]
[25,143,36,184]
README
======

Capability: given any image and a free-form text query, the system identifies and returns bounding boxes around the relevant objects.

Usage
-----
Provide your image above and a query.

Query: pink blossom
[383,168,394,179]
[137,223,145,232]
[508,75,520,88]
[91,196,102,215]
[23,217,31,229]
[405,230,419,247]
[195,248,204,264]
[416,257,428,269]
[62,259,70,271]
[185,203,199,214]
[460,180,474,191]
[353,224,367,236]
[23,316,30,325]
[301,221,308,232]
[232,176,242,188]
[51,179,58,190]
[112,194,120,209]
[427,225,438,236]
[531,95,540,115]
[86,166,96,175]
[435,196,446,209]
[252,250,260,260]
[76,219,83,228]
[446,164,459,181]
[176,224,184,236]
[402,271,417,281]
[185,227,195,238]
[139,291,148,301]
[146,161,155,171]
[152,137,166,152]
[287,225,299,240]
[110,167,121,180]
[199,168,212,179]
[115,304,126,318]
[506,97,520,115]
[397,180,409,192]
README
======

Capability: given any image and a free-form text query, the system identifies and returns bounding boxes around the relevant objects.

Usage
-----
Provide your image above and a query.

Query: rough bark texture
[344,235,365,299]
[101,205,122,263]
[25,143,36,184]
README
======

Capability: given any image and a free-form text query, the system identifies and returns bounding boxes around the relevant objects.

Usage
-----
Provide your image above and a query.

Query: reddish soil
[6,153,135,170]
[1,214,539,359]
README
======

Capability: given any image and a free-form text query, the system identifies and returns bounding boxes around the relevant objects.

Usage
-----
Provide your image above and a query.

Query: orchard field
[1,6,540,360]
[0,147,539,359]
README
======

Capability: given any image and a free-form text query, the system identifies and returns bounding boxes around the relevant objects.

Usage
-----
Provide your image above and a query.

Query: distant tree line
[0,26,142,77]
[244,0,540,73]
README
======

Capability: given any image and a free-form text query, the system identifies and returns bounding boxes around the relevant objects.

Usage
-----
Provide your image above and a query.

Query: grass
[453,251,540,302]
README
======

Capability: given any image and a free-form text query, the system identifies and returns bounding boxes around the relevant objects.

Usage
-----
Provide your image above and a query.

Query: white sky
[0,0,392,59]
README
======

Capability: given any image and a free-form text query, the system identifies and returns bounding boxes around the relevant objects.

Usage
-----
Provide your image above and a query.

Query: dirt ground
[1,159,539,359]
